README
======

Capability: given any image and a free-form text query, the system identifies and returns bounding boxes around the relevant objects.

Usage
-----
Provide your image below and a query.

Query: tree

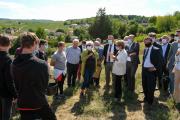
[9,37,21,55]
[112,19,121,38]
[156,15,176,32]
[57,35,65,42]
[126,21,139,35]
[118,23,127,39]
[56,29,65,33]
[148,16,157,25]
[36,27,47,39]
[145,25,158,34]
[88,8,112,40]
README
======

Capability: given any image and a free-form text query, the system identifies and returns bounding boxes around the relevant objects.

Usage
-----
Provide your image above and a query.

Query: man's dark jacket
[12,54,49,109]
[0,51,17,98]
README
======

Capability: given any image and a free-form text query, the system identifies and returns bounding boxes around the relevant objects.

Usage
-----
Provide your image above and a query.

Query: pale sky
[0,0,180,21]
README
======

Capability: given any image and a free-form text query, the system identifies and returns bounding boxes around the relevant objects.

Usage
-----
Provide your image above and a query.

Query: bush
[9,37,21,55]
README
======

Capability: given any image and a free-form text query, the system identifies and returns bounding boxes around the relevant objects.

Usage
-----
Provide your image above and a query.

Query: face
[73,41,79,48]
[107,35,114,44]
[86,44,93,51]
[161,37,169,44]
[40,44,46,51]
[58,44,65,51]
[144,39,152,47]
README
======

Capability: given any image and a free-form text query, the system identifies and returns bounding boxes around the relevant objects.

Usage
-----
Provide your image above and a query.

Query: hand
[129,52,136,56]
[88,53,94,57]
[148,67,157,72]
[176,50,180,56]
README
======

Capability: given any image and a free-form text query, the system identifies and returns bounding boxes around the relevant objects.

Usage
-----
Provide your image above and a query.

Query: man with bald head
[66,39,81,87]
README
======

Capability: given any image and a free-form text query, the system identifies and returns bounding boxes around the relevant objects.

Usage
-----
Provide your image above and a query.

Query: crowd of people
[0,29,180,120]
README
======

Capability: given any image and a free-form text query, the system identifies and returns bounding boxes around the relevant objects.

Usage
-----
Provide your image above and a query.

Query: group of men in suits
[103,31,180,106]
[103,34,140,94]
[141,30,180,105]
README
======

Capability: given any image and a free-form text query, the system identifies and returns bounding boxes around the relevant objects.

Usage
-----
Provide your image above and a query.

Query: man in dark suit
[161,35,171,92]
[126,34,140,92]
[103,35,117,87]
[79,40,86,52]
[142,37,163,105]
[149,32,163,90]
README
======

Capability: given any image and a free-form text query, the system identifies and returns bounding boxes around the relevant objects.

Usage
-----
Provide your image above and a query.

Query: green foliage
[48,39,58,48]
[112,19,121,38]
[36,27,47,39]
[56,28,65,33]
[57,35,65,42]
[65,35,71,43]
[156,15,176,32]
[9,37,21,55]
[126,21,139,35]
[118,23,127,39]
[148,16,157,25]
[88,8,112,40]
[145,25,158,34]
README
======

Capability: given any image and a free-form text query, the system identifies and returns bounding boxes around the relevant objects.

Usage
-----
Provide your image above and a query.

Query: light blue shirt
[162,44,168,57]
[66,46,81,64]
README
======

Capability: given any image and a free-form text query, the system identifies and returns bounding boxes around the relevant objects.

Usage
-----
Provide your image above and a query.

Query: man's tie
[108,45,112,62]
[143,48,149,66]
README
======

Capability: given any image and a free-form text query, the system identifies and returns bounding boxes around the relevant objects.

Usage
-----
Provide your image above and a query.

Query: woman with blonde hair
[111,40,128,101]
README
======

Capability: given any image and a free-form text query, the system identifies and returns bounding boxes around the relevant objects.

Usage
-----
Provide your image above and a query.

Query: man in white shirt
[142,37,163,105]
[103,35,117,87]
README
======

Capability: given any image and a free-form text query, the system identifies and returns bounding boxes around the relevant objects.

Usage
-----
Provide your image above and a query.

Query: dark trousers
[126,62,138,92]
[142,68,156,105]
[162,64,169,91]
[67,62,79,87]
[113,74,122,99]
[105,62,113,86]
[0,97,13,120]
[82,69,94,90]
[56,74,66,96]
[20,105,56,120]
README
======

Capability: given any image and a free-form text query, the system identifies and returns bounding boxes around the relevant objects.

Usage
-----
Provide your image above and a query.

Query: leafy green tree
[126,21,138,35]
[65,35,71,43]
[118,23,127,39]
[9,37,21,55]
[88,8,112,40]
[56,29,65,33]
[57,35,65,42]
[145,25,158,33]
[112,19,121,38]
[156,15,176,32]
[36,27,47,39]
[148,16,157,25]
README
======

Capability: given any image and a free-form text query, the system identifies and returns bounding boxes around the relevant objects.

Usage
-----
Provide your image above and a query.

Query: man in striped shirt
[66,39,81,87]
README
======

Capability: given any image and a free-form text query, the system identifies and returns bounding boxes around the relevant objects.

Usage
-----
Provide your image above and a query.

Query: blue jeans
[82,69,94,89]
[0,97,13,120]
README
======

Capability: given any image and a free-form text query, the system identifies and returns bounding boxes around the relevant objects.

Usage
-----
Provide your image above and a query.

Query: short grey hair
[73,39,79,43]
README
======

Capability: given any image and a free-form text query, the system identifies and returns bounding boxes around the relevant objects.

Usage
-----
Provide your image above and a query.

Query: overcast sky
[0,0,180,21]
